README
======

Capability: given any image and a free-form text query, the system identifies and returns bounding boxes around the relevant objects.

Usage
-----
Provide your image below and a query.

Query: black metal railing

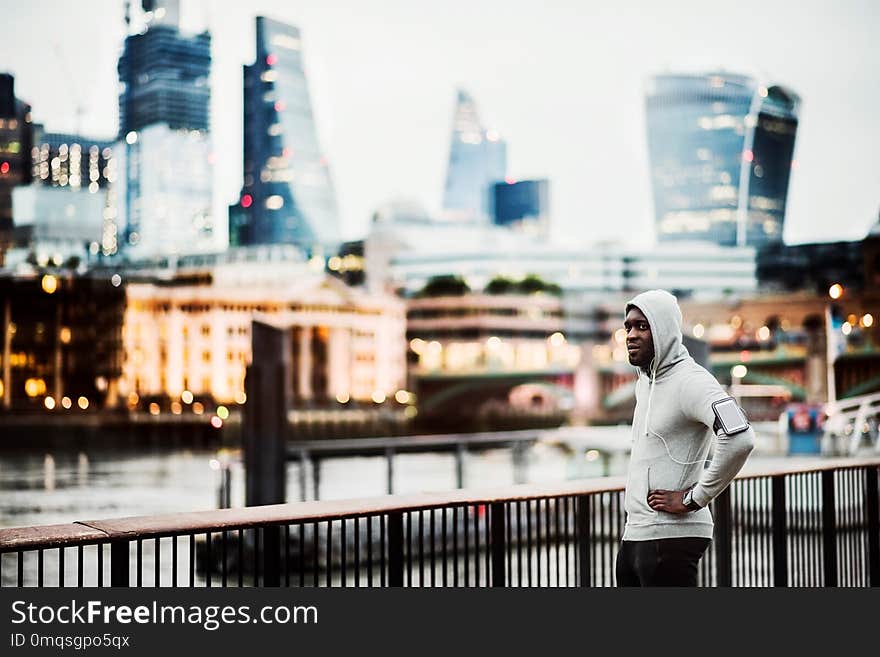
[1,458,878,587]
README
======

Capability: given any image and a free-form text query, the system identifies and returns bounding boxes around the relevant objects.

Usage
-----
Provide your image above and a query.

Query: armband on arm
[711,397,750,436]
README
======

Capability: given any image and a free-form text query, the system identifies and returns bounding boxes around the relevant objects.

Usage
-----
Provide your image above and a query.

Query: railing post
[822,469,838,587]
[490,502,506,587]
[299,449,309,502]
[866,466,879,587]
[714,488,733,587]
[263,526,281,587]
[385,447,394,495]
[110,539,130,587]
[771,475,788,587]
[576,495,591,587]
[388,512,404,587]
[244,322,292,507]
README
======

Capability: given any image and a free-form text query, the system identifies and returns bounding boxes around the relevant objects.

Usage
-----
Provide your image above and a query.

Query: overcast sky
[4,0,878,248]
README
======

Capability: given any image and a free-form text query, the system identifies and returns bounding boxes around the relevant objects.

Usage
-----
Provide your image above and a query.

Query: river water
[0,442,624,587]
[0,442,618,531]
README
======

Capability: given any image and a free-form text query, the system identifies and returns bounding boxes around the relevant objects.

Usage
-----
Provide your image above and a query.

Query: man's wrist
[682,488,701,511]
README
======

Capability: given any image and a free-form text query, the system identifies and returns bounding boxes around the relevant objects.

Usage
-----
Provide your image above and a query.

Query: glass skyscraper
[116,1,215,258]
[492,179,550,237]
[645,72,799,247]
[230,16,340,251]
[442,89,507,223]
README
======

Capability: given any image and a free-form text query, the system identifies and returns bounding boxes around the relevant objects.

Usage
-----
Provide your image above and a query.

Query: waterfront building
[328,240,365,287]
[120,250,406,405]
[0,73,33,264]
[492,179,550,237]
[441,89,507,223]
[407,292,600,376]
[117,1,215,257]
[404,289,614,427]
[0,270,125,411]
[229,16,340,252]
[645,72,799,247]
[365,217,757,299]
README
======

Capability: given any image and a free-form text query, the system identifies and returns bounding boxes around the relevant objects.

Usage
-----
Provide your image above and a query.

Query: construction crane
[51,42,87,135]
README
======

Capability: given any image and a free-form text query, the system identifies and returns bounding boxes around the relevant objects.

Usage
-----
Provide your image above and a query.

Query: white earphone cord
[642,356,711,466]
[650,428,711,465]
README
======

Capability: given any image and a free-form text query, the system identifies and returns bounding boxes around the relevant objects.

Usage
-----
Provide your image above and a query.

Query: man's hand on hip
[647,489,691,513]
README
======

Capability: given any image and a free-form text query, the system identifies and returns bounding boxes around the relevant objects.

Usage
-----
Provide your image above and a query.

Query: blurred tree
[417,275,470,297]
[485,276,515,295]
[517,274,562,296]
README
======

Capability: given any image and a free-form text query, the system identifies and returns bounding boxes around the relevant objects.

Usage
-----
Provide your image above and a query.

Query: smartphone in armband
[712,397,750,435]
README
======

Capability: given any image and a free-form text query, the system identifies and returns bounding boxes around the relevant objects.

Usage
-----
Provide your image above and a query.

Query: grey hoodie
[622,289,755,541]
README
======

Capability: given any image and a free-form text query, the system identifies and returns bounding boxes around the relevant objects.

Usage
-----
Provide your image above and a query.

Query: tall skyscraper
[442,90,507,223]
[229,16,340,252]
[116,0,215,259]
[0,73,33,264]
[645,72,799,248]
[492,179,550,237]
[118,1,207,134]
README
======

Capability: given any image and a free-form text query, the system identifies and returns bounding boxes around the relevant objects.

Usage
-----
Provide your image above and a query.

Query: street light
[828,283,843,300]
[731,365,747,404]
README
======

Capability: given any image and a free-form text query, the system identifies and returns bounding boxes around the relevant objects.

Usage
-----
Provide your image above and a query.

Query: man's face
[624,307,655,369]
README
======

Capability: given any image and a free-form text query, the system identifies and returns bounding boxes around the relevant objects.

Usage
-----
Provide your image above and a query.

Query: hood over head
[625,289,690,379]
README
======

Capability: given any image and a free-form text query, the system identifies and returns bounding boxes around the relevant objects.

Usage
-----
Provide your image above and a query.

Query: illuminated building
[407,293,599,376]
[645,72,799,247]
[31,130,115,192]
[492,179,550,237]
[0,73,33,263]
[120,250,406,405]
[5,129,121,263]
[442,89,507,223]
[0,271,125,411]
[328,240,365,287]
[116,2,216,257]
[230,16,340,251]
[405,290,612,427]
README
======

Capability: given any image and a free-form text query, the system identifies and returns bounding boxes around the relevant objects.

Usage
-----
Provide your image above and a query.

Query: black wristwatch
[682,489,701,511]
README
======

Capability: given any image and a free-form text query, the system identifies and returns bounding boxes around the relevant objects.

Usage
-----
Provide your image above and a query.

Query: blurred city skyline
[3,0,878,249]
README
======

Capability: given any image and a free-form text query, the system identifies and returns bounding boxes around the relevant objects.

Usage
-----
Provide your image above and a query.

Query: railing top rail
[286,429,549,453]
[0,523,108,552]
[2,457,878,552]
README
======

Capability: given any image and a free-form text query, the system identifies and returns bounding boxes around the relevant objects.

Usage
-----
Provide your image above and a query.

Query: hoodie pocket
[625,465,657,524]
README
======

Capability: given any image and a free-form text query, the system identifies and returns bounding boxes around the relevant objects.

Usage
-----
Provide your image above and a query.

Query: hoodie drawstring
[643,357,656,436]
[643,355,711,466]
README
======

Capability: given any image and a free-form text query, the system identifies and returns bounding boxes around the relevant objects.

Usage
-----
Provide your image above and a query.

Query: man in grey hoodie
[616,289,755,586]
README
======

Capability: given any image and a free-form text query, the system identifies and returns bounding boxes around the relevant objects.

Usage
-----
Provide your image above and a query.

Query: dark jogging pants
[615,537,711,587]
